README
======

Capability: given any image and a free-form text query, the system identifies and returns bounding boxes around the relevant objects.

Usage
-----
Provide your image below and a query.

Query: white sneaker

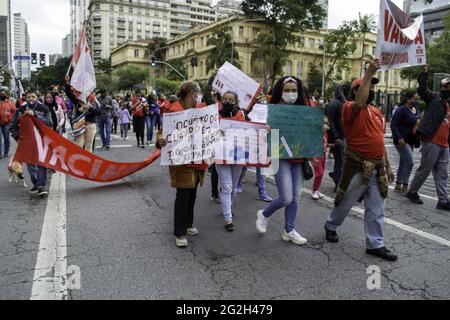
[282,230,308,245]
[175,236,188,247]
[318,192,325,199]
[186,227,199,236]
[256,210,269,234]
[311,191,320,200]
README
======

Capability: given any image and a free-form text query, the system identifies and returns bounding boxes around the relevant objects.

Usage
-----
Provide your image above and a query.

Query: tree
[115,66,148,91]
[427,11,450,75]
[355,13,377,77]
[206,27,240,72]
[145,37,168,78]
[322,21,358,84]
[31,57,71,90]
[307,64,323,95]
[96,73,118,92]
[165,58,187,81]
[96,57,112,73]
[242,0,326,87]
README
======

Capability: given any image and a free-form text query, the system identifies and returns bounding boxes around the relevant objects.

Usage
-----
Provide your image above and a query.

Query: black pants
[174,181,199,237]
[209,164,219,198]
[331,143,344,187]
[133,116,145,145]
[112,117,118,135]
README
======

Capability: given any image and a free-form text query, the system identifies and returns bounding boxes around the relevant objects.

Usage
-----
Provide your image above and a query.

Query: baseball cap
[441,78,450,87]
[351,77,380,91]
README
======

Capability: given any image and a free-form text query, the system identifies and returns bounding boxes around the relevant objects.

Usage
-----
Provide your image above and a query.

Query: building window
[285,60,292,75]
[252,27,260,37]
[308,38,315,48]
[296,61,303,78]
[239,26,244,37]
[129,7,133,13]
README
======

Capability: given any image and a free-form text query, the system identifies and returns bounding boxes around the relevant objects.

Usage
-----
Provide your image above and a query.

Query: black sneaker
[225,222,234,232]
[3,153,8,158]
[406,192,423,205]
[38,188,48,197]
[436,201,450,211]
[325,225,339,243]
[141,145,145,149]
[106,145,110,150]
[29,186,39,194]
[366,247,398,261]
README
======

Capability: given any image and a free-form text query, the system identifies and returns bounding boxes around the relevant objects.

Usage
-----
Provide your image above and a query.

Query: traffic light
[39,54,46,66]
[150,56,156,67]
[190,56,198,67]
[31,53,37,65]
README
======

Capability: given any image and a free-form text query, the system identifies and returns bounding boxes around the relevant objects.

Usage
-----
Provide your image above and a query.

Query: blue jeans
[145,115,156,142]
[326,172,385,249]
[263,160,303,233]
[98,117,112,147]
[27,164,47,188]
[395,144,414,185]
[256,167,269,197]
[0,124,11,155]
[216,164,243,222]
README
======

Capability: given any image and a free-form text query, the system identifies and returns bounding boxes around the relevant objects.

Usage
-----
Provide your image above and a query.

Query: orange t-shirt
[342,102,385,160]
[431,102,450,148]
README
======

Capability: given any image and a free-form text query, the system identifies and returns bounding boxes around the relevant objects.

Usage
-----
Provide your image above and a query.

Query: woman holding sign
[256,76,316,246]
[216,91,247,232]
[155,81,207,248]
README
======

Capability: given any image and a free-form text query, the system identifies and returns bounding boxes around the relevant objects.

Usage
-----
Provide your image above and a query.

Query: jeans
[145,115,156,142]
[326,172,385,249]
[216,164,243,222]
[256,167,269,197]
[0,124,11,156]
[236,166,247,191]
[210,164,219,198]
[120,124,129,138]
[263,160,303,233]
[331,143,345,186]
[98,117,112,147]
[395,144,414,185]
[174,179,199,237]
[26,164,47,188]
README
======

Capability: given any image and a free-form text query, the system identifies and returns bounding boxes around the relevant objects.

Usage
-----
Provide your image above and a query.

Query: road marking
[30,172,68,300]
[95,145,133,149]
[248,169,450,248]
[388,185,438,201]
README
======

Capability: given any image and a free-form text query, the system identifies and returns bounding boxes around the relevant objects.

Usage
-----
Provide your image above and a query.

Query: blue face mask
[412,100,419,108]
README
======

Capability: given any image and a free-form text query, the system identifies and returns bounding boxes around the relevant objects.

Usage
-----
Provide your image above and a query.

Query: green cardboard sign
[268,104,324,159]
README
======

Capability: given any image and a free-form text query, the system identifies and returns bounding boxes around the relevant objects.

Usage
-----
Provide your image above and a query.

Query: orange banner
[14,115,161,182]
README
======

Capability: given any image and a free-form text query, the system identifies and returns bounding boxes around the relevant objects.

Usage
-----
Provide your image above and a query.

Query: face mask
[411,100,419,108]
[282,92,298,104]
[0,95,6,101]
[194,93,203,105]
[222,102,234,113]
[441,90,450,101]
[366,90,375,105]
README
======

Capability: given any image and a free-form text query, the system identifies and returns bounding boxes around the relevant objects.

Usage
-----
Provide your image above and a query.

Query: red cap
[351,77,380,91]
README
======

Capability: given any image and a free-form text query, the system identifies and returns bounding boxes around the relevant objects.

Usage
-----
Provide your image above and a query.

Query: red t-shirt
[431,102,450,148]
[342,102,385,159]
[219,110,246,121]
[132,98,145,117]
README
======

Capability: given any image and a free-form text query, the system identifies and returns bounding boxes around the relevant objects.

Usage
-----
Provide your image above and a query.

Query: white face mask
[194,93,203,105]
[282,92,298,104]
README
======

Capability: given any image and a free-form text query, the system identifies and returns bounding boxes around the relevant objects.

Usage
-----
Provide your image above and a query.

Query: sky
[11,0,405,56]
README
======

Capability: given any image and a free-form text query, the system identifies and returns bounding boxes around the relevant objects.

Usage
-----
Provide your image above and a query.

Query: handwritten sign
[248,104,268,124]
[161,105,220,166]
[215,119,269,166]
[213,62,262,111]
[268,105,324,159]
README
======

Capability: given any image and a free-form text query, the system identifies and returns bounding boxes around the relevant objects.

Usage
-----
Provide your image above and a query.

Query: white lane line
[248,169,450,248]
[30,172,68,300]
[95,145,133,149]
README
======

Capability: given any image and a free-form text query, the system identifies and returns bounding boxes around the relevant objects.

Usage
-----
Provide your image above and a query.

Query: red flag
[70,26,86,69]
[14,116,161,183]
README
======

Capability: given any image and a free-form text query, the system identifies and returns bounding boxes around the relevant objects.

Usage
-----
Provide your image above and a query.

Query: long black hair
[401,90,417,106]
[270,76,308,105]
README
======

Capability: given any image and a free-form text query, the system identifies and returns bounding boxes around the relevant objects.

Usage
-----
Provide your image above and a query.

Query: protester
[326,83,351,191]
[216,91,247,231]
[116,101,132,140]
[97,89,114,150]
[157,93,169,129]
[156,81,207,248]
[324,59,398,261]
[112,95,120,135]
[256,76,317,246]
[145,94,159,144]
[0,89,16,159]
[43,91,65,134]
[132,91,147,148]
[406,68,450,211]
[10,89,53,196]
[311,116,330,200]
[65,75,99,153]
[390,90,421,193]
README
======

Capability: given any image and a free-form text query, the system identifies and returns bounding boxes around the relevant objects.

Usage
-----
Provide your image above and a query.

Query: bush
[152,78,181,95]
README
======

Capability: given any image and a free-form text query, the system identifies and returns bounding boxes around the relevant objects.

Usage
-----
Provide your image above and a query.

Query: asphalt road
[1,130,450,300]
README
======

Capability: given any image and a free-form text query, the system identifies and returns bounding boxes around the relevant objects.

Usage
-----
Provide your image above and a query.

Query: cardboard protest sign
[248,104,268,124]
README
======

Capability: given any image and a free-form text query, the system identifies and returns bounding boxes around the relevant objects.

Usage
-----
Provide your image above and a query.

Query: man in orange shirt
[406,67,450,210]
[0,89,16,158]
[324,59,398,262]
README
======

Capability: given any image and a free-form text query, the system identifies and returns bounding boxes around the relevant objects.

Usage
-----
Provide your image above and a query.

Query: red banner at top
[14,116,161,183]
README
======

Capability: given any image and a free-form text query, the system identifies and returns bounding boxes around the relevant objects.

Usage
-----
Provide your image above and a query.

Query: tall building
[212,0,243,17]
[403,0,450,42]
[86,0,217,65]
[0,0,12,69]
[13,13,31,80]
[70,0,91,55]
[318,0,329,29]
[62,34,71,57]
[49,54,63,66]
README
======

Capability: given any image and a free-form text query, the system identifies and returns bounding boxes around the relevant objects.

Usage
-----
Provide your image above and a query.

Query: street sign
[14,55,31,61]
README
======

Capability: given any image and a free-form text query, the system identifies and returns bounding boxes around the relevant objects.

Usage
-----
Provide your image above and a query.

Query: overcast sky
[11,0,404,55]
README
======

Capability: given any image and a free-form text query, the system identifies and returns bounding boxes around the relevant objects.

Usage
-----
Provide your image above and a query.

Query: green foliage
[96,58,112,73]
[354,13,377,76]
[115,65,149,91]
[427,12,450,75]
[151,77,181,95]
[30,57,71,90]
[206,27,240,72]
[307,64,323,95]
[96,73,118,92]
[165,58,187,81]
[145,37,168,60]
[400,66,422,81]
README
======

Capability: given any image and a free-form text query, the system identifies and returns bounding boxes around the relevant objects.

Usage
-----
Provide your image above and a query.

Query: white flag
[18,80,24,97]
[375,0,426,70]
[70,28,96,103]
